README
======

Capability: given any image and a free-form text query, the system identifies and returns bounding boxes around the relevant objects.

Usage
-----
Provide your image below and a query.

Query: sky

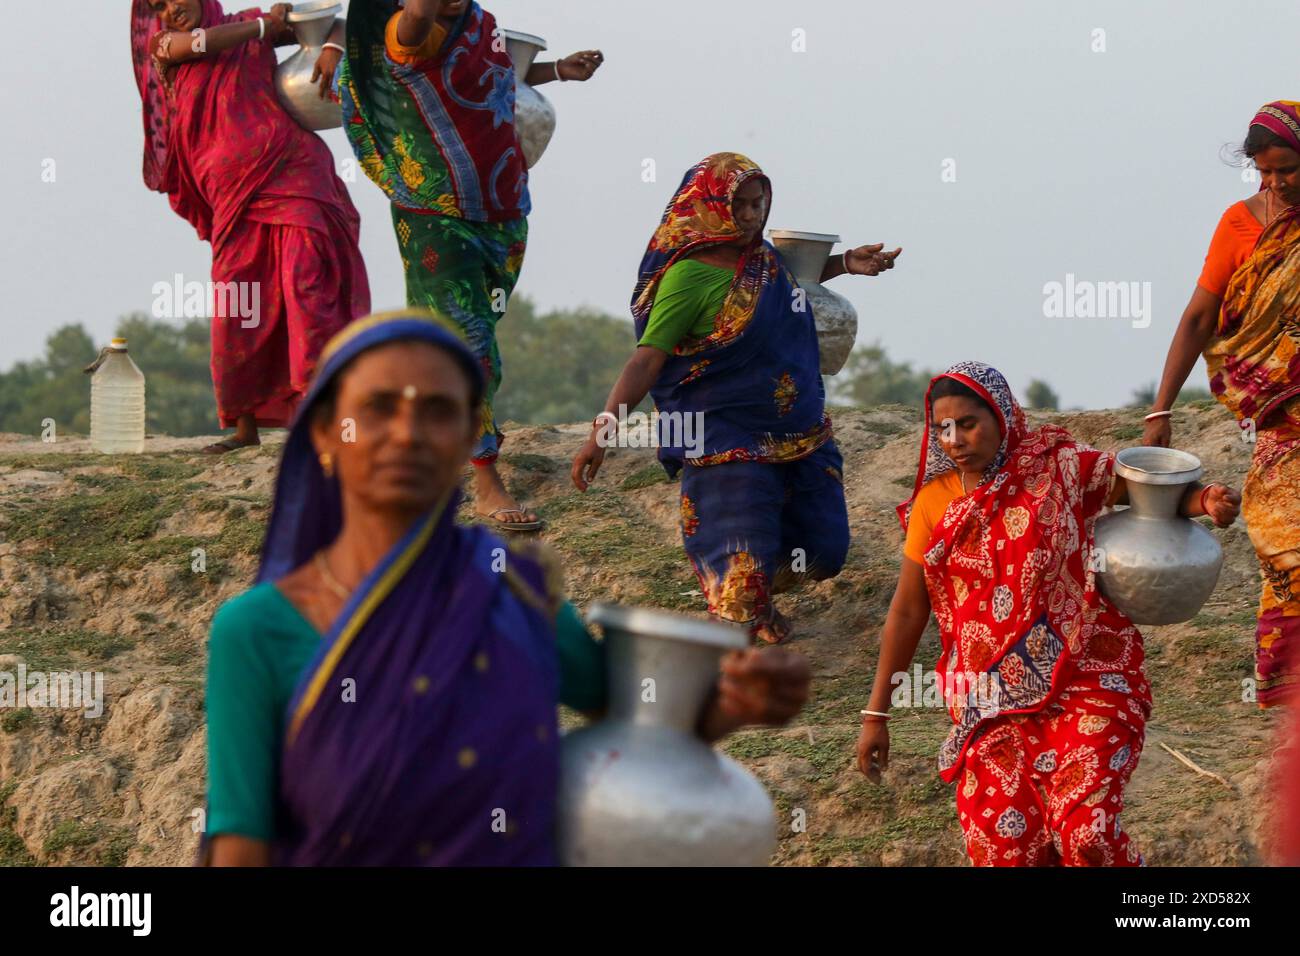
[3,0,1298,409]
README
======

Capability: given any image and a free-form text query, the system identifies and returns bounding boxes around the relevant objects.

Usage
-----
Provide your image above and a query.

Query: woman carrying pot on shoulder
[570,152,900,645]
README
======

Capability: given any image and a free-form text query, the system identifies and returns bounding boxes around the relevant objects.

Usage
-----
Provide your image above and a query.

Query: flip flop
[476,507,544,533]
[201,437,260,455]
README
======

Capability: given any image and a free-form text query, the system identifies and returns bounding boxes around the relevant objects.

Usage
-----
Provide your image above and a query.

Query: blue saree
[260,311,562,866]
[631,153,832,479]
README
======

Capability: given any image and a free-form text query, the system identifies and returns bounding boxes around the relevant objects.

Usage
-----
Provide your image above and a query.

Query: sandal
[476,506,544,533]
[201,436,260,455]
[753,608,792,646]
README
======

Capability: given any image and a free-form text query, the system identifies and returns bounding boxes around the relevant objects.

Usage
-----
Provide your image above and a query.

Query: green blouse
[205,582,606,842]
[638,259,733,353]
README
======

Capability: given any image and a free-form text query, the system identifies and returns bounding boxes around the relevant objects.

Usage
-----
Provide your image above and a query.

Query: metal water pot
[557,604,778,866]
[273,1,343,131]
[1093,446,1224,625]
[503,30,556,168]
[767,230,859,375]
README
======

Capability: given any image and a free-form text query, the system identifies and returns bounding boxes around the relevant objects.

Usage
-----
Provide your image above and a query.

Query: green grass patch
[0,708,37,733]
[620,465,669,491]
[0,627,134,672]
[1112,424,1144,442]
[43,819,99,856]
[861,418,911,438]
[40,819,134,866]
[500,453,556,473]
[542,490,696,610]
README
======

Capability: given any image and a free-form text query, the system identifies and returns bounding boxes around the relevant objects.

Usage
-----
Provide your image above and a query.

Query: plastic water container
[89,338,146,454]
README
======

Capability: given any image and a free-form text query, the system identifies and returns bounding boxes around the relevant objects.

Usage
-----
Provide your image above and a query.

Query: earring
[319,452,334,478]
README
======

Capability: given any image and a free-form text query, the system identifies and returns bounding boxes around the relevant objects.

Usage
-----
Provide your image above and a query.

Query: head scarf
[258,309,485,583]
[631,152,771,324]
[897,361,1033,529]
[1250,100,1300,155]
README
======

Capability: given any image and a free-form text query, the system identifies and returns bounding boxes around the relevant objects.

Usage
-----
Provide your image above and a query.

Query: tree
[495,296,648,424]
[827,341,933,407]
[1128,382,1215,409]
[0,315,216,437]
[1025,379,1060,410]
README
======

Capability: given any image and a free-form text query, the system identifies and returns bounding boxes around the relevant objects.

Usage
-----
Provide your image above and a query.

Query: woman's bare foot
[472,460,542,531]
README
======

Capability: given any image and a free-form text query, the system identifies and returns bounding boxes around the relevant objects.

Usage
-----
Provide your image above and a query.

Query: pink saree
[130,0,369,427]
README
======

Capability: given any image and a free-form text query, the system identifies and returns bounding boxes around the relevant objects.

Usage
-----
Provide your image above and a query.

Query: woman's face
[312,341,479,517]
[731,178,768,244]
[1254,145,1300,207]
[148,0,202,31]
[931,395,1003,476]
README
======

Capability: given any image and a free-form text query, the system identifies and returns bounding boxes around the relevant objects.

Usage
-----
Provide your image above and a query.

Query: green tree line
[0,303,1215,437]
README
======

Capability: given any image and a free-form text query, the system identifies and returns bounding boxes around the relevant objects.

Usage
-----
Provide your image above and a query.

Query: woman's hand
[1141,415,1172,448]
[856,719,889,783]
[312,45,341,99]
[570,433,607,491]
[557,50,604,81]
[697,648,811,741]
[1201,483,1242,527]
[715,648,810,725]
[845,243,902,276]
[265,3,294,42]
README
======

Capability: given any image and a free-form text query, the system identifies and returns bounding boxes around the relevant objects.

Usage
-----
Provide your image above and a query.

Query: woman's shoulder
[917,468,963,499]
[674,253,735,274]
[210,581,313,653]
[1220,199,1265,235]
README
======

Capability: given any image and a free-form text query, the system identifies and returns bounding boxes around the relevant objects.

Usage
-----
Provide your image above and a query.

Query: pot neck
[603,631,725,732]
[1124,480,1187,519]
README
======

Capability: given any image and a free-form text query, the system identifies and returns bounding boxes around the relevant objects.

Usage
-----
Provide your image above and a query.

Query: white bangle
[257,17,266,40]
[554,61,564,82]
[860,709,891,720]
[842,250,851,274]
[322,42,345,54]
[1143,410,1173,421]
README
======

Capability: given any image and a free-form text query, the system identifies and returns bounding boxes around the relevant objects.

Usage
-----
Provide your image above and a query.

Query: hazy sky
[4,0,1298,409]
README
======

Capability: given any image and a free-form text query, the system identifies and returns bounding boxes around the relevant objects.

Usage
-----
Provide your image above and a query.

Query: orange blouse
[1197,201,1265,298]
[902,470,966,564]
[385,12,448,64]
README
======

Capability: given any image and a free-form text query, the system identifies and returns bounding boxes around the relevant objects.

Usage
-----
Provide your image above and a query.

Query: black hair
[309,340,484,428]
[929,376,995,417]
[1224,124,1295,168]
[1243,123,1293,158]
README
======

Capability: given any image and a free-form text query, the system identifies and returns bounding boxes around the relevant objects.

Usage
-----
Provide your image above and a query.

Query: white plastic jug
[89,338,145,454]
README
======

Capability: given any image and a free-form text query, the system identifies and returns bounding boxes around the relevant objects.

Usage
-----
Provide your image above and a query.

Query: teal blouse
[205,582,606,842]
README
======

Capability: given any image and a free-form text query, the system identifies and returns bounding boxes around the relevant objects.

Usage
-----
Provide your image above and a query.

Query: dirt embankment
[0,403,1282,866]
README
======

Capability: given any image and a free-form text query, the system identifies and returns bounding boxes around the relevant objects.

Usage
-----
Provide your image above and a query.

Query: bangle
[1199,483,1217,515]
[860,709,891,720]
[554,61,565,82]
[842,250,851,274]
[322,42,345,54]
[1143,410,1172,422]
[257,17,266,40]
